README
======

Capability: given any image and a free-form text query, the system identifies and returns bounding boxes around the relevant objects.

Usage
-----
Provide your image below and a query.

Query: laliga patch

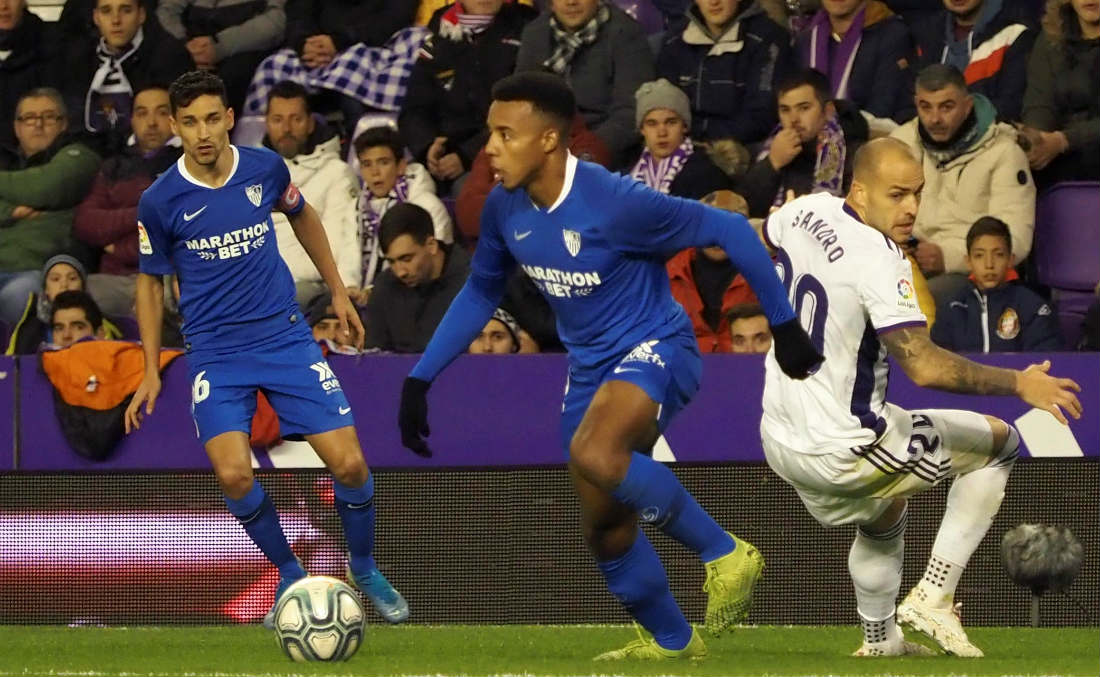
[280,182,301,210]
[997,307,1020,340]
[137,221,152,255]
[896,277,918,310]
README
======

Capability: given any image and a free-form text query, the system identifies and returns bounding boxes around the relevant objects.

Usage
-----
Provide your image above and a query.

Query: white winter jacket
[272,134,362,287]
[358,161,454,287]
[891,106,1035,275]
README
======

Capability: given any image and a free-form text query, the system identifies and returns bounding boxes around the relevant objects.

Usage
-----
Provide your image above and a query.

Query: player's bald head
[852,138,918,185]
[846,138,923,242]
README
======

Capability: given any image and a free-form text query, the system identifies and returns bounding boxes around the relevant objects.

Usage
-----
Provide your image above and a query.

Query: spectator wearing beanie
[468,307,525,354]
[6,254,119,354]
[629,78,729,200]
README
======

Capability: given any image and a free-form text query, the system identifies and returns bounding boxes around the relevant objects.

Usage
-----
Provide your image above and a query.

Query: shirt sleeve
[408,189,514,382]
[468,187,517,283]
[860,251,927,335]
[137,191,175,276]
[271,154,306,217]
[762,200,796,251]
[605,175,796,326]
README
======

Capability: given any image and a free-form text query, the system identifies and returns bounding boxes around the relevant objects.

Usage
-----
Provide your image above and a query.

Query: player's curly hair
[491,71,575,137]
[169,71,229,114]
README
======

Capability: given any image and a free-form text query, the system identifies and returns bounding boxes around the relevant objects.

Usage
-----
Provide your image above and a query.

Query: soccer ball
[272,576,365,662]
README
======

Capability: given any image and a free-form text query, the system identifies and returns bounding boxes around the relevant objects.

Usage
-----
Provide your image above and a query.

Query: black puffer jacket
[400,2,537,167]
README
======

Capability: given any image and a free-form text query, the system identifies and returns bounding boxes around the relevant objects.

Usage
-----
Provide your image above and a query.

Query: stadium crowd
[1,0,1097,357]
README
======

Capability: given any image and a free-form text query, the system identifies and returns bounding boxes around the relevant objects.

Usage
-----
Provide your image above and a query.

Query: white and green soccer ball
[273,576,365,662]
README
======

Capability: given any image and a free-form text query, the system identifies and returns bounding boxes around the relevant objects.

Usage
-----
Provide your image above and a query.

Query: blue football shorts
[186,324,353,444]
[560,332,702,457]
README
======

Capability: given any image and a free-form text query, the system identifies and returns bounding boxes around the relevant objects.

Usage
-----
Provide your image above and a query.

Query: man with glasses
[0,88,102,328]
[0,0,61,149]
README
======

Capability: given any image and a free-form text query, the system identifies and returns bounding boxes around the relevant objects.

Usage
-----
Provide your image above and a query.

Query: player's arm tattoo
[881,326,1018,395]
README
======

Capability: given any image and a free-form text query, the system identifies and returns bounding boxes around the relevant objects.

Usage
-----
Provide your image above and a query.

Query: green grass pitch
[1,625,1097,676]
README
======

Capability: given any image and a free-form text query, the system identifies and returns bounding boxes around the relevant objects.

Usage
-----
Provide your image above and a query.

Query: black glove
[771,318,824,380]
[398,377,432,457]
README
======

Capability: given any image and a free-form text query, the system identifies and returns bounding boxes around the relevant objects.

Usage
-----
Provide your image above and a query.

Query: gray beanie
[42,254,87,282]
[634,79,691,130]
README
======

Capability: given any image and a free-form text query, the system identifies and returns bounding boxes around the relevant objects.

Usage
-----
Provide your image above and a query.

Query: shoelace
[619,623,656,655]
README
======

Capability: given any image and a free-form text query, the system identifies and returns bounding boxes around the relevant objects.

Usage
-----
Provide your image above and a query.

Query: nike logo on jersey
[183,205,208,221]
[514,230,532,241]
[613,365,643,374]
[338,406,351,415]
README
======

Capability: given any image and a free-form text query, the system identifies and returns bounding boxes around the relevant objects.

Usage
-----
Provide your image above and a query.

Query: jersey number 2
[775,248,828,354]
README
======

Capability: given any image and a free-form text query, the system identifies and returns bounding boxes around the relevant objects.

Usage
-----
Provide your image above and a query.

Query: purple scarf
[802,7,865,100]
[629,138,694,194]
[359,175,409,287]
[756,113,847,207]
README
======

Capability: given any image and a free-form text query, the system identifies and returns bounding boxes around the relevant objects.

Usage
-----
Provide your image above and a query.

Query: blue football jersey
[138,145,305,350]
[474,155,714,369]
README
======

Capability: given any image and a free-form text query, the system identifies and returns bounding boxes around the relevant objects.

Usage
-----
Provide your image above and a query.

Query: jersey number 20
[775,248,828,354]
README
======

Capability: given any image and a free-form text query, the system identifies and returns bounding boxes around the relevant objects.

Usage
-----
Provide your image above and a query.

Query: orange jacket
[42,341,182,410]
[41,340,183,460]
[666,249,759,353]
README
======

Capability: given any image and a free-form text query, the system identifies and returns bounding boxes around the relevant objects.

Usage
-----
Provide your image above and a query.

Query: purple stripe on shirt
[876,320,927,336]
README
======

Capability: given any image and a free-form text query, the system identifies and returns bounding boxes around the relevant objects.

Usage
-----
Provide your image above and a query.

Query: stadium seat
[231,115,268,148]
[1033,181,1100,348]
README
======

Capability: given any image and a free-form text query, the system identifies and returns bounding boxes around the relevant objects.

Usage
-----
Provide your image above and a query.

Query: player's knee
[329,454,368,488]
[569,431,630,489]
[216,468,255,500]
[986,417,1019,469]
[858,499,908,540]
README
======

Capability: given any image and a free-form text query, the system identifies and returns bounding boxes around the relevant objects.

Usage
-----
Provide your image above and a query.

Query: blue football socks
[611,451,735,562]
[334,474,377,576]
[598,529,693,650]
[223,480,306,581]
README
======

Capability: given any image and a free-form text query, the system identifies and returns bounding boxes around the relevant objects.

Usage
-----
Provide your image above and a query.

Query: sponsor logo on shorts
[310,361,342,393]
[619,340,666,369]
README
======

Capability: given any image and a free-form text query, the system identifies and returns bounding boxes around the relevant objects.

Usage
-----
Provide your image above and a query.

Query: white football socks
[918,426,1019,607]
[850,505,907,642]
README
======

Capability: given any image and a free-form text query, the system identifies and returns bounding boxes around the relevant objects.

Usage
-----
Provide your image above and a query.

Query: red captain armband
[278,182,302,212]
